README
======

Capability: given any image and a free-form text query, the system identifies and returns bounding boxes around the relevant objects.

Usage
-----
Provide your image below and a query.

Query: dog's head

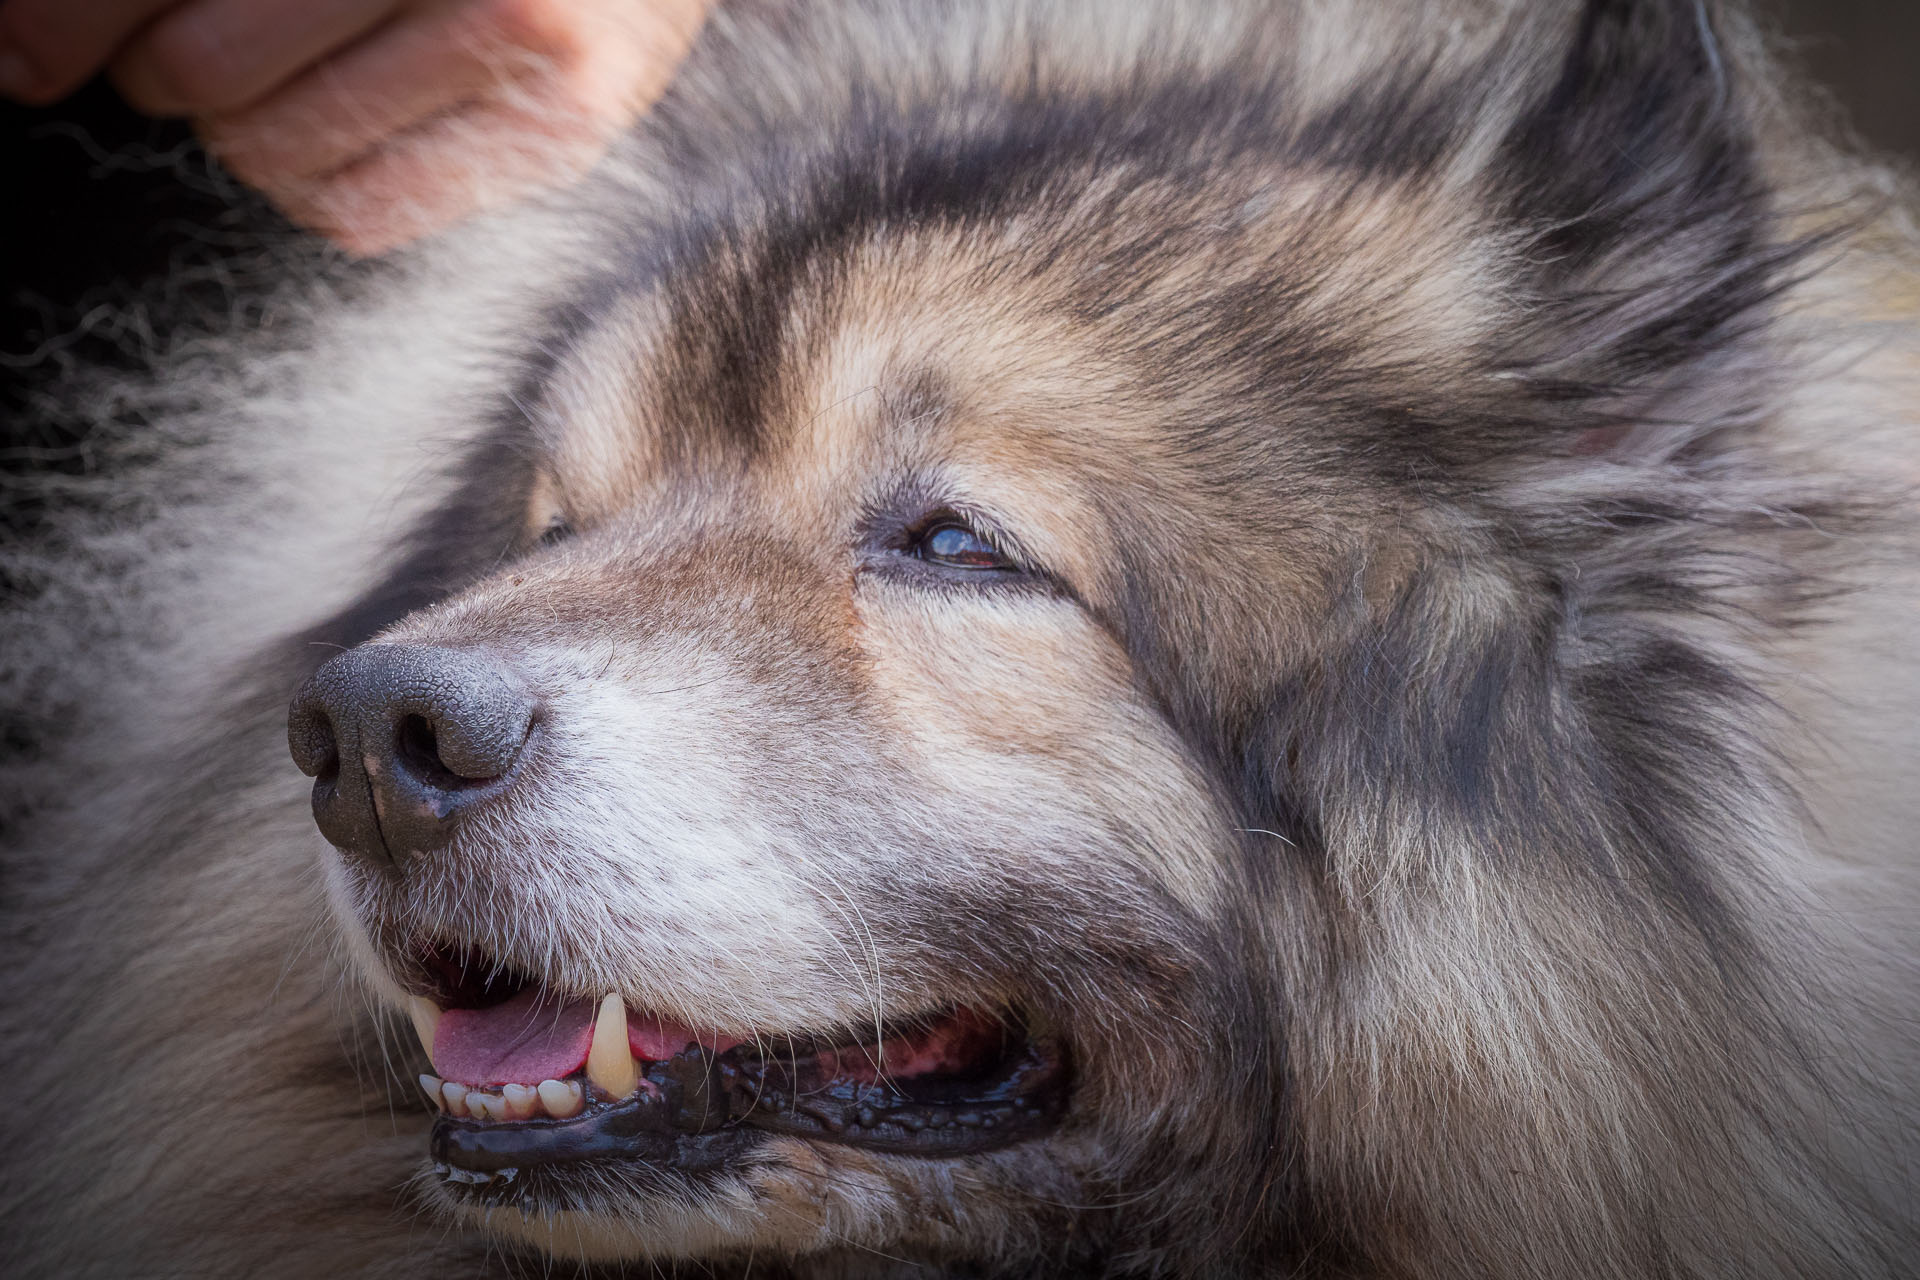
[289,1,1830,1271]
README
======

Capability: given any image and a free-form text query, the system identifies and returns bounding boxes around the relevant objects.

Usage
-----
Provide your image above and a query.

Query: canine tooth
[538,1078,583,1118]
[502,1083,539,1120]
[442,1082,470,1118]
[586,994,639,1099]
[407,996,442,1061]
[419,1073,445,1111]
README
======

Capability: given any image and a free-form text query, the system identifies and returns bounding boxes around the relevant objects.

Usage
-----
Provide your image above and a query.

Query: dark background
[0,0,1915,423]
[1779,0,1920,158]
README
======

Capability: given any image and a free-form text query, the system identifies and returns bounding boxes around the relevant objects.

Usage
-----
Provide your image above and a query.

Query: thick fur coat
[2,1,1917,1276]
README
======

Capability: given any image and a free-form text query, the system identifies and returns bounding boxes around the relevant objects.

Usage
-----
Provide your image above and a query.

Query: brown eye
[916,521,1013,570]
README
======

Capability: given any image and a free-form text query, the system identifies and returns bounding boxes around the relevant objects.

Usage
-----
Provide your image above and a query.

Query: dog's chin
[386,938,1071,1244]
[433,1181,810,1266]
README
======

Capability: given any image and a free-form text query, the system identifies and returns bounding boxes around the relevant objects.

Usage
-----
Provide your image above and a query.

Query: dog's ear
[1233,2,1803,939]
[1490,0,1797,423]
[1501,0,1753,266]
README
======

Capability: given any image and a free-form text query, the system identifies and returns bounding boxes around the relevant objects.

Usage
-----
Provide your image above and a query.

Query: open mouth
[405,945,1069,1190]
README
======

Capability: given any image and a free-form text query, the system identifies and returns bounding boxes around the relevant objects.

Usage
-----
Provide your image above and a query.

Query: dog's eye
[538,518,574,548]
[913,520,1014,571]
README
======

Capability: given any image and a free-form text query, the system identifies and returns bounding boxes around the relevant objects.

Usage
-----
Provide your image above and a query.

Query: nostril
[287,695,342,781]
[395,714,503,790]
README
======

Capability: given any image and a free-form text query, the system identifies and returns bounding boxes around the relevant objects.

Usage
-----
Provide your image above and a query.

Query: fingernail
[0,49,36,100]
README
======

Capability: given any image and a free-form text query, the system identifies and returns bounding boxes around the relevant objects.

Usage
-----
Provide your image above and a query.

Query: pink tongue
[432,988,595,1087]
[432,990,741,1087]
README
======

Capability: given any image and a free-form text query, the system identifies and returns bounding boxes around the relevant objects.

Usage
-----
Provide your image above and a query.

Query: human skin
[0,0,714,254]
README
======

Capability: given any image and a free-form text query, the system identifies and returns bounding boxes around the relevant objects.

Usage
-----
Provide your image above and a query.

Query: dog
[3,0,1917,1275]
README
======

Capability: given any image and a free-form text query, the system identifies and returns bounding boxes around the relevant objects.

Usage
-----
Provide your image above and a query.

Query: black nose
[287,645,535,868]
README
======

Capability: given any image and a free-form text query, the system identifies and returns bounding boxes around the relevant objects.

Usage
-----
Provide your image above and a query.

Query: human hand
[0,0,712,255]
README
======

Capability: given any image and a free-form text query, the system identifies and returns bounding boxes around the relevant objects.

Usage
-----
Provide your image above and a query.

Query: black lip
[431,1034,1069,1180]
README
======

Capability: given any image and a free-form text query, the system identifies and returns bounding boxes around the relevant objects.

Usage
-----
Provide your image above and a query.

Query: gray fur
[3,2,1917,1276]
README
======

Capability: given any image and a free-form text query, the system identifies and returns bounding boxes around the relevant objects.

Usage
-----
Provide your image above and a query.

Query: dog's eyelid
[852,491,1061,589]
[912,515,1019,571]
[526,470,577,550]
[902,505,1048,575]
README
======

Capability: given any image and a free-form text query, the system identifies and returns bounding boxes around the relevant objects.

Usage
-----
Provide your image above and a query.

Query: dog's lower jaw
[443,1184,794,1266]
[422,1069,1116,1275]
[434,1136,1042,1271]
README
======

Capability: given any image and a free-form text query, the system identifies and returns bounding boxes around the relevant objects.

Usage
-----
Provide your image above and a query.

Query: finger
[199,0,587,191]
[273,81,611,256]
[110,0,401,118]
[0,0,175,104]
[224,0,713,254]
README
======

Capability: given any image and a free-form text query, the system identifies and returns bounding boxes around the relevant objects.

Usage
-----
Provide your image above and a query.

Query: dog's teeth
[470,1091,506,1121]
[502,1083,540,1120]
[441,1081,470,1118]
[538,1078,583,1118]
[419,1073,445,1111]
[407,996,442,1062]
[586,993,640,1099]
